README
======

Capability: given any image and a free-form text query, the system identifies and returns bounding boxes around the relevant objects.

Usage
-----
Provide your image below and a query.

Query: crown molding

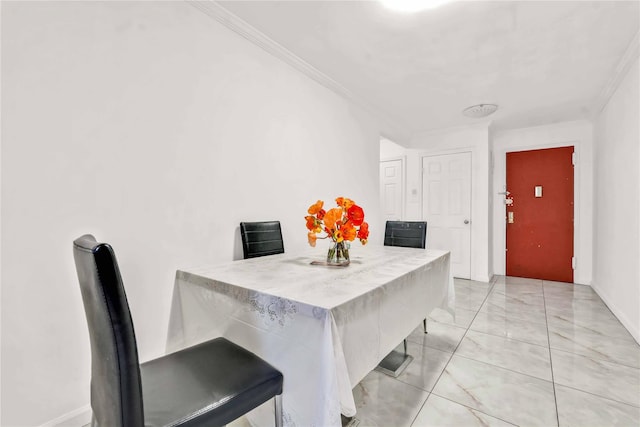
[187,0,410,139]
[594,30,639,115]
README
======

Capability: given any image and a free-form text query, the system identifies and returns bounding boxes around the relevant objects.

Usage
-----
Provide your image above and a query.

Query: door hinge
[572,257,576,270]
[572,152,576,166]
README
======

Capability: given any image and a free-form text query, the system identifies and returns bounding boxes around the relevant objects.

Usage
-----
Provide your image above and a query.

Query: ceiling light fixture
[462,104,498,118]
[379,0,454,13]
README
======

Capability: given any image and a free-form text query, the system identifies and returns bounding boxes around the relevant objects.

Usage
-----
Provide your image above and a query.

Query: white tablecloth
[166,245,454,427]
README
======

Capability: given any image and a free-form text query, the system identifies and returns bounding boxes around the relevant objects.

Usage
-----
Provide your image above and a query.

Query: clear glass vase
[327,240,350,264]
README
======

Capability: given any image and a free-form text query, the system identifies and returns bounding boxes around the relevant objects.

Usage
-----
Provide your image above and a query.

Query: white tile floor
[351,276,640,427]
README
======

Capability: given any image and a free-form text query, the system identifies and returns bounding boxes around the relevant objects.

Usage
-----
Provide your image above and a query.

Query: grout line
[466,325,550,348]
[427,277,497,387]
[427,276,560,426]
[553,382,640,410]
[407,277,497,427]
[542,280,561,427]
[429,392,519,426]
[404,276,639,426]
[407,392,431,427]
[548,345,640,371]
[451,353,554,383]
[412,275,521,427]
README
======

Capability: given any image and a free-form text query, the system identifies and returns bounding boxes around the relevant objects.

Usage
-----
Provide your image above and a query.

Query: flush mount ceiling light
[462,104,498,118]
[379,0,454,13]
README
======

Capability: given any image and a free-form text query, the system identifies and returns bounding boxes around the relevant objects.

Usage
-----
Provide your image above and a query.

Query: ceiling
[216,0,639,135]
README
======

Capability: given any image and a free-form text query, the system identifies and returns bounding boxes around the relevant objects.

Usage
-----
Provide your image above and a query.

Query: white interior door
[422,152,471,279]
[380,159,403,221]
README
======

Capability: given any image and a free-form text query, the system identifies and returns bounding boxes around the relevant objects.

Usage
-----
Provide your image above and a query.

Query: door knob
[464,219,470,224]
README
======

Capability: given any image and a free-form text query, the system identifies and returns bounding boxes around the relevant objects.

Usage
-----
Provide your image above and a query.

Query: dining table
[166,244,454,427]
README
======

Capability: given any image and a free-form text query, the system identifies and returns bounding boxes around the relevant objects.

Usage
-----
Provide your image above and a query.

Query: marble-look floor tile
[494,276,543,286]
[546,308,635,342]
[544,292,613,315]
[546,305,620,332]
[432,355,557,426]
[542,280,596,296]
[455,330,552,380]
[428,306,477,329]
[544,294,611,312]
[453,289,489,312]
[455,284,491,297]
[492,281,544,297]
[542,286,600,302]
[489,283,544,299]
[406,321,467,353]
[411,394,516,427]
[549,326,640,368]
[470,310,549,347]
[480,295,547,324]
[392,341,452,392]
[551,349,640,407]
[352,370,429,427]
[454,278,493,293]
[486,289,546,308]
[555,384,640,427]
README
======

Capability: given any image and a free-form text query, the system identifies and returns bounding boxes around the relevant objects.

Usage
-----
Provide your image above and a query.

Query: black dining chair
[384,220,427,249]
[73,234,283,427]
[377,221,429,377]
[240,221,285,259]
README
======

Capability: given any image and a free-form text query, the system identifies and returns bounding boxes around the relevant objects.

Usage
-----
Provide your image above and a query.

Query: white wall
[491,120,594,285]
[379,137,406,160]
[593,57,640,343]
[406,123,492,282]
[0,2,383,425]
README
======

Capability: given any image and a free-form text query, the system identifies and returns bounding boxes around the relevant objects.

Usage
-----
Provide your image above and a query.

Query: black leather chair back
[384,221,427,249]
[240,221,284,259]
[73,234,144,427]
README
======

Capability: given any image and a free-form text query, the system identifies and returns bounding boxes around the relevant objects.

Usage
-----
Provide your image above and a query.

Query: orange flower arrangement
[305,197,369,248]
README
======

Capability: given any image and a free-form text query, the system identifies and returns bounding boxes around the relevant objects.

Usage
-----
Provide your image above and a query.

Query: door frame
[505,146,575,282]
[494,140,586,283]
[380,155,406,221]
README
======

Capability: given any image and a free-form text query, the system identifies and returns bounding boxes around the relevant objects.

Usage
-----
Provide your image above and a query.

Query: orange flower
[323,208,343,231]
[357,221,369,242]
[308,200,324,215]
[305,215,316,231]
[347,204,365,226]
[305,216,322,233]
[342,222,357,241]
[306,197,367,246]
[336,197,354,210]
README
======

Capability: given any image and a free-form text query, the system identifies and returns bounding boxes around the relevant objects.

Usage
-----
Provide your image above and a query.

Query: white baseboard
[39,405,91,427]
[591,281,640,345]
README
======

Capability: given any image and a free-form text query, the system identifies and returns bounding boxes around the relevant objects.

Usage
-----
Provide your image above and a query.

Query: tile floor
[351,276,640,427]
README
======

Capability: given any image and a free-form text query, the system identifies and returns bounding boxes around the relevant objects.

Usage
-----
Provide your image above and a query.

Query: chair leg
[274,394,283,427]
[403,338,407,355]
[423,318,428,334]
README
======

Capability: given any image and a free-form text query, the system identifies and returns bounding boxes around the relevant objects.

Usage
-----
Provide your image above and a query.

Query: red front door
[506,146,574,283]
